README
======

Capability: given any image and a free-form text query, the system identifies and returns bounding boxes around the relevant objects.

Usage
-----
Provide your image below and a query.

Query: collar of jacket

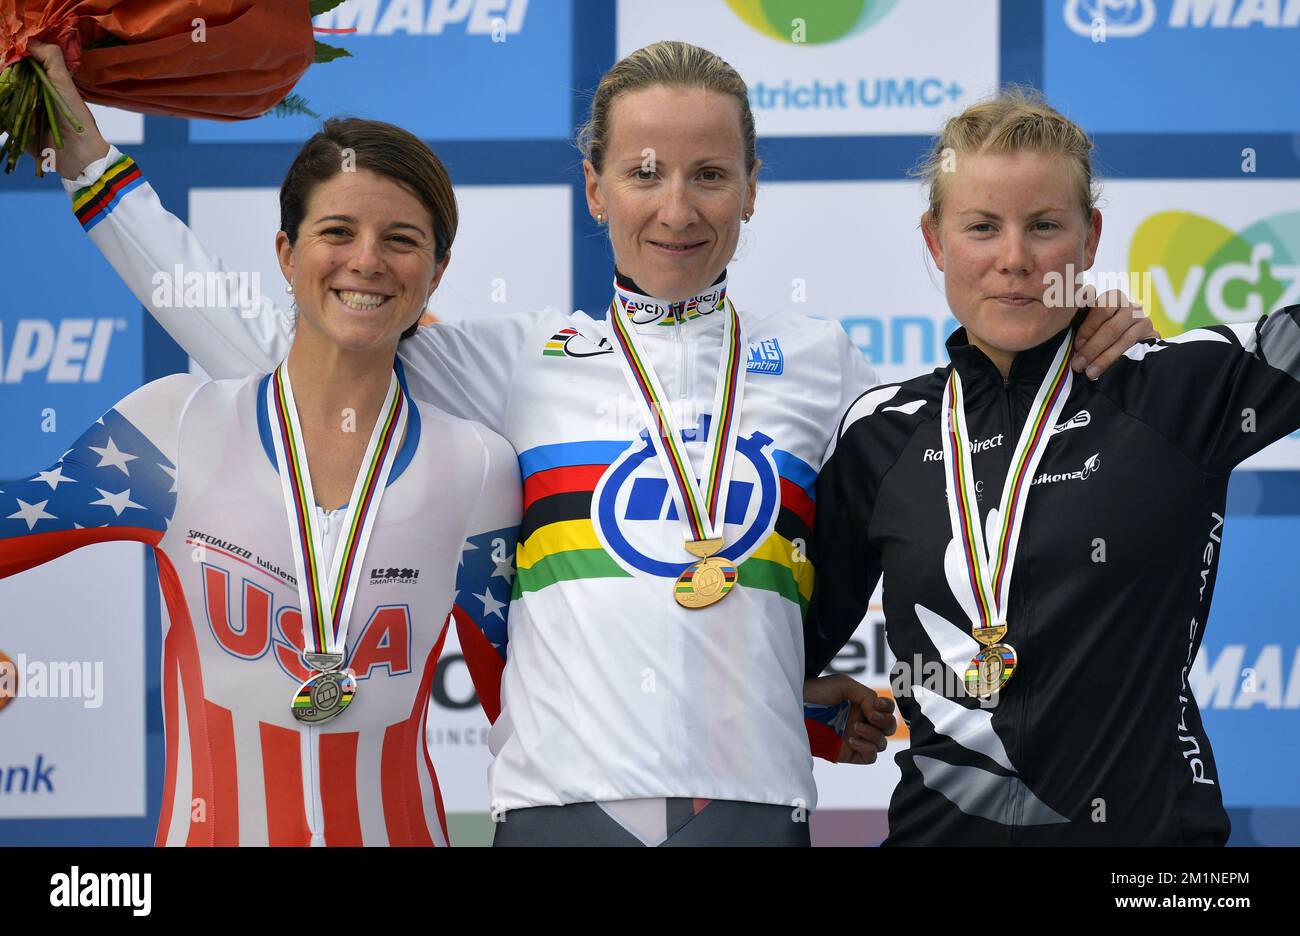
[945,308,1089,395]
[611,269,729,334]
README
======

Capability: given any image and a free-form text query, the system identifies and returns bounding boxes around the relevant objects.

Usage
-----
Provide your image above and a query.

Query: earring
[742,212,751,223]
[596,213,605,224]
[285,283,294,294]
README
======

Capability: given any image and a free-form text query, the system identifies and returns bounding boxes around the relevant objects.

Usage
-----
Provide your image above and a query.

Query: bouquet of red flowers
[1,0,350,174]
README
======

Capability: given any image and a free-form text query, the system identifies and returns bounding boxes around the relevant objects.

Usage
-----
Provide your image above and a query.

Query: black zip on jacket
[806,306,1300,846]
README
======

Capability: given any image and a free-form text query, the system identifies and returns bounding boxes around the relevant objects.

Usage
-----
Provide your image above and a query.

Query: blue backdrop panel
[1045,0,1300,133]
[191,0,573,143]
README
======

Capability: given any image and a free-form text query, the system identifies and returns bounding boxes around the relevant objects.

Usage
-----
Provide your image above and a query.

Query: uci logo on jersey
[624,299,669,325]
[693,288,722,310]
[747,338,785,375]
[591,416,780,578]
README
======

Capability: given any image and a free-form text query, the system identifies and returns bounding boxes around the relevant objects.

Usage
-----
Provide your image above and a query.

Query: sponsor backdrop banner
[1091,179,1300,468]
[727,179,956,387]
[1046,0,1300,133]
[0,193,150,829]
[1,1,1297,845]
[619,0,1000,136]
[193,0,573,143]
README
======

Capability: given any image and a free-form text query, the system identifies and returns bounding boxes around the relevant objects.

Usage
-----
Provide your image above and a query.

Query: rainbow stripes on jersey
[513,440,818,611]
[544,327,578,356]
[72,153,144,232]
[614,285,727,327]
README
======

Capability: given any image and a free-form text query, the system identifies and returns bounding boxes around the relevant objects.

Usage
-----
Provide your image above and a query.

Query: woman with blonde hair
[28,41,1148,844]
[807,90,1300,845]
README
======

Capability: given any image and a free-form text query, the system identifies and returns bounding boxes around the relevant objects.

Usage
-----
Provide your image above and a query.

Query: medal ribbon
[608,283,746,547]
[266,359,408,661]
[940,331,1074,635]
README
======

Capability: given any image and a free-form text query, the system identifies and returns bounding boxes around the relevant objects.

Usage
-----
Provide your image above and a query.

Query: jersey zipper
[307,725,323,846]
[305,506,330,846]
[997,372,1023,844]
[675,307,688,403]
[1006,374,1033,844]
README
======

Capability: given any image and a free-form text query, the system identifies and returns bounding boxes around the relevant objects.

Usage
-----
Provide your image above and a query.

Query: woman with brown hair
[1,72,521,844]
[23,41,1149,845]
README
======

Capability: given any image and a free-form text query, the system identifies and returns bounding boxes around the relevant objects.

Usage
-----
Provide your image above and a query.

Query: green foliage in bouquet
[0,57,84,175]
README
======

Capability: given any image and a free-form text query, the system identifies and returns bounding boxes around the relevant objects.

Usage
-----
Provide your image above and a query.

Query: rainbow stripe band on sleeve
[72,153,144,232]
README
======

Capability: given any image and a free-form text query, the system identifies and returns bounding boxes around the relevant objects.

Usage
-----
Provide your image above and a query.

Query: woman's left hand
[1072,288,1161,380]
[804,674,897,765]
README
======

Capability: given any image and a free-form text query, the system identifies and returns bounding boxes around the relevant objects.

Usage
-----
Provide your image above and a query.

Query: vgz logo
[1129,210,1300,337]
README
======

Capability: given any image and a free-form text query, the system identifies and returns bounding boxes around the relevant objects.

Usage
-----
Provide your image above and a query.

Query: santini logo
[747,338,784,375]
[50,867,151,916]
[1033,453,1102,486]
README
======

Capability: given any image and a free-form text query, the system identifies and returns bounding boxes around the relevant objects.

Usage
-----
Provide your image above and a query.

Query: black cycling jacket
[807,306,1300,845]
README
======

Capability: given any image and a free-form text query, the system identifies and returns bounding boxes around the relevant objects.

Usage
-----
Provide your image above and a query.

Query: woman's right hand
[21,41,109,180]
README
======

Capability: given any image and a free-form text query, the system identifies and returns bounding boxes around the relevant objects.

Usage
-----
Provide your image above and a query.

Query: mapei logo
[728,0,900,44]
[1065,0,1156,36]
[747,337,784,375]
[1192,643,1300,709]
[1065,0,1300,37]
[1,318,125,383]
[592,417,779,578]
[1129,210,1300,337]
[312,0,528,37]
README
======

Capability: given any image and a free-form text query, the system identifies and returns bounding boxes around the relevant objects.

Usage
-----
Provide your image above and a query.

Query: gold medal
[674,555,738,608]
[964,643,1018,698]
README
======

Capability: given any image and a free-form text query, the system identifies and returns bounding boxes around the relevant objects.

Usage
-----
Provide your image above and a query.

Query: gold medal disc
[674,556,737,609]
